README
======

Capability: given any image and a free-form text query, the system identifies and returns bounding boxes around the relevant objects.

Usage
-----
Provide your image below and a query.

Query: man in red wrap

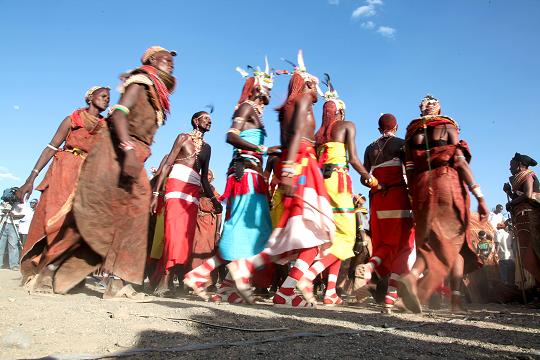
[357,113,416,312]
[399,95,488,313]
[149,111,221,296]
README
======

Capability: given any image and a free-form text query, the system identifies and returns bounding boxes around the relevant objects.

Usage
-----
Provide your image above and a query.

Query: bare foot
[103,278,124,298]
[397,273,422,313]
[103,279,152,302]
[451,294,467,314]
[31,269,55,296]
[153,274,175,298]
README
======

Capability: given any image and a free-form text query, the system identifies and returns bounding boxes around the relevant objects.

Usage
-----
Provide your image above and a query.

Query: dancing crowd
[14,46,540,313]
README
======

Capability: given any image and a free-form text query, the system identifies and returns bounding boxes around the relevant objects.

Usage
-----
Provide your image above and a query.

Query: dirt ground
[0,269,539,360]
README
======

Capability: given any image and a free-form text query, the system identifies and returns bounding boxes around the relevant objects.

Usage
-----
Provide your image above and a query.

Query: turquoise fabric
[219,128,271,260]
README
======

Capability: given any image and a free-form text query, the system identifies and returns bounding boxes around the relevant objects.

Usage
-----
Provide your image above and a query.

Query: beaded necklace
[244,100,264,127]
[175,129,205,163]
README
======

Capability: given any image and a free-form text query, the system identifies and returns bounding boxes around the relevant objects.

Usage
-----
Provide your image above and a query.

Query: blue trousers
[0,222,20,269]
[499,259,515,285]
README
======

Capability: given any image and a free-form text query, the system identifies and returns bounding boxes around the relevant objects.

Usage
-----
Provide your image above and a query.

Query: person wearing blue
[184,58,276,303]
[0,197,24,270]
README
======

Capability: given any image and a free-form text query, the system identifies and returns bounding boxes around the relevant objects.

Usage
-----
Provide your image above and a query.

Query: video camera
[1,187,20,207]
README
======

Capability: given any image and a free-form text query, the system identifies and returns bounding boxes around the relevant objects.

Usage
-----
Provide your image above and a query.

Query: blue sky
[1,0,539,210]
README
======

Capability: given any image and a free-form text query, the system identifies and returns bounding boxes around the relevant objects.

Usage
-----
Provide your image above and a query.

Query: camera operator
[1,187,24,270]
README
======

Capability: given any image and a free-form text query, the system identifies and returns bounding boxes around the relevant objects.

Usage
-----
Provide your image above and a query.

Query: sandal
[103,284,152,302]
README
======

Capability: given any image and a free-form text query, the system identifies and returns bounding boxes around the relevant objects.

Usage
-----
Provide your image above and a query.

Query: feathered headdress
[235,56,275,105]
[419,94,439,107]
[278,50,323,96]
[235,55,274,90]
[322,73,345,110]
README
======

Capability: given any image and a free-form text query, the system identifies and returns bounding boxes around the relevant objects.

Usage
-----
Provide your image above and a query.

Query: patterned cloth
[219,129,272,260]
[264,139,335,256]
[369,158,415,276]
[405,118,480,303]
[159,164,201,272]
[318,142,355,260]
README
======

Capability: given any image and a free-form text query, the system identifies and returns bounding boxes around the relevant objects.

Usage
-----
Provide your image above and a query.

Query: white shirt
[0,202,24,228]
[17,204,35,235]
[488,211,513,260]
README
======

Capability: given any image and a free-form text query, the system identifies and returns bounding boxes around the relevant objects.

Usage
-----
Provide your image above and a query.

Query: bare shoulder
[235,102,254,116]
[176,133,189,141]
[122,82,144,96]
[342,120,356,130]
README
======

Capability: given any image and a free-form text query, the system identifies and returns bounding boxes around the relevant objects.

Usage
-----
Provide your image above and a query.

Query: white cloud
[353,0,396,39]
[328,0,339,4]
[361,21,376,29]
[0,167,20,182]
[352,5,376,18]
[13,105,20,110]
[377,26,396,38]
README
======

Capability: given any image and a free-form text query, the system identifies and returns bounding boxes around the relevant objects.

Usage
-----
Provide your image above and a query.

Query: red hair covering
[378,113,397,132]
[276,72,306,122]
[315,100,338,146]
[237,77,255,105]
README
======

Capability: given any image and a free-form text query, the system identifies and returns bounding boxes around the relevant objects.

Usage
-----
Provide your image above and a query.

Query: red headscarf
[237,77,255,105]
[276,72,306,122]
[315,100,338,146]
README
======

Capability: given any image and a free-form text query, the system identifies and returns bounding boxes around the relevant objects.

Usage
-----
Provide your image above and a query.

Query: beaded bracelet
[256,145,268,155]
[471,186,484,199]
[110,104,130,116]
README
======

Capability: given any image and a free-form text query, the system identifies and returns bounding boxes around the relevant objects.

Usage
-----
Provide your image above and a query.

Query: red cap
[378,113,397,131]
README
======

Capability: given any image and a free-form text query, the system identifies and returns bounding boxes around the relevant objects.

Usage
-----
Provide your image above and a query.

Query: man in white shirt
[488,204,514,284]
[0,200,24,270]
[17,199,38,246]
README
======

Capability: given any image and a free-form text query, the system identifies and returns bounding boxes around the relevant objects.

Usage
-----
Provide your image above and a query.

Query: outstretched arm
[200,144,222,212]
[17,116,72,202]
[453,148,489,220]
[153,154,169,181]
[363,144,372,174]
[150,135,186,214]
[344,122,370,179]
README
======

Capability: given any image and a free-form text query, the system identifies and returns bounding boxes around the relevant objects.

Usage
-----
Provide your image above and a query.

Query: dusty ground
[0,269,539,360]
